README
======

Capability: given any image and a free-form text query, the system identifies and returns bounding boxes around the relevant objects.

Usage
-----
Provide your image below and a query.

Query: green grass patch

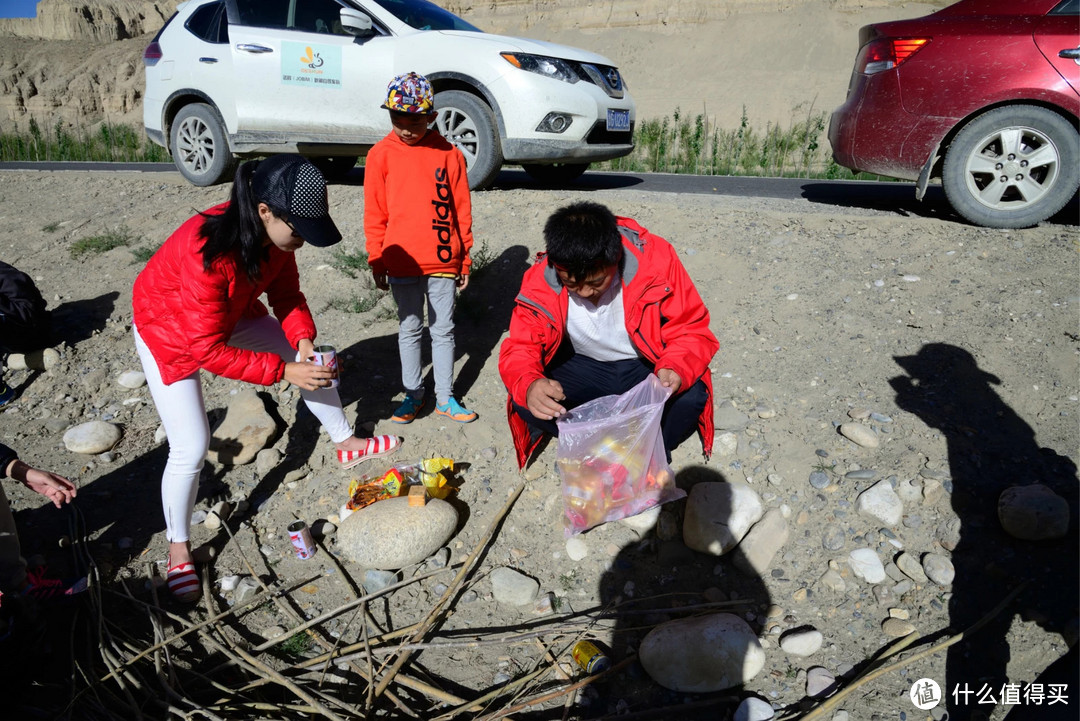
[330,248,371,278]
[0,117,170,163]
[330,291,383,314]
[278,632,313,658]
[130,244,160,265]
[42,221,61,233]
[70,227,139,258]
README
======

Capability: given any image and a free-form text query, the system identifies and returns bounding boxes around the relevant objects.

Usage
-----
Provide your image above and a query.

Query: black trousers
[510,348,708,457]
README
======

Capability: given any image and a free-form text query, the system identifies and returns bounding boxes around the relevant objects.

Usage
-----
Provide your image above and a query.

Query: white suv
[142,0,635,189]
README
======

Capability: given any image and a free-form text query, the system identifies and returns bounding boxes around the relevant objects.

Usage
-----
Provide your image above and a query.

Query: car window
[370,0,481,32]
[235,0,352,34]
[1051,0,1078,14]
[185,0,228,44]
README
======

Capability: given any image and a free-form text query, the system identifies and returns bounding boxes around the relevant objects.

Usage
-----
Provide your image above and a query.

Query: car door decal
[281,41,342,88]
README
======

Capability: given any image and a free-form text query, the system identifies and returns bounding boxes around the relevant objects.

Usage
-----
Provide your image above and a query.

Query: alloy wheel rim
[963,125,1059,211]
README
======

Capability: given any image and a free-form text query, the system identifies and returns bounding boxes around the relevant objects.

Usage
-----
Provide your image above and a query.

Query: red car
[829,0,1079,228]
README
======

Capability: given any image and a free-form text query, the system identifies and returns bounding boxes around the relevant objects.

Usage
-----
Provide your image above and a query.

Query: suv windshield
[370,0,481,32]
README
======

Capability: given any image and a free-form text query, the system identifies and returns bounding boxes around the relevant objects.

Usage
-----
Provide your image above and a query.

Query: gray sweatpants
[390,276,457,406]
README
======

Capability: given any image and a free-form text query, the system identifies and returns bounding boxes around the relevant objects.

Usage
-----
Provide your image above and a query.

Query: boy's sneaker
[0,381,14,407]
[435,397,477,423]
[391,394,427,424]
[21,567,88,604]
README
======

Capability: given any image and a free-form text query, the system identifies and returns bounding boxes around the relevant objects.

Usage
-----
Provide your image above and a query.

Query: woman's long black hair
[198,160,270,283]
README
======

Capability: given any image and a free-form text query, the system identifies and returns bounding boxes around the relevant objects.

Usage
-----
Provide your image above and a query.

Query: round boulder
[337,497,458,570]
[998,484,1070,540]
[62,420,121,454]
[639,612,765,692]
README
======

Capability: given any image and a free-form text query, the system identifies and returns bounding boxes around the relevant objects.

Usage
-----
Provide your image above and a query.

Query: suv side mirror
[340,8,374,36]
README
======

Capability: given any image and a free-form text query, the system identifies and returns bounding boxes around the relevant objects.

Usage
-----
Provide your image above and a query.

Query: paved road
[2,161,1075,225]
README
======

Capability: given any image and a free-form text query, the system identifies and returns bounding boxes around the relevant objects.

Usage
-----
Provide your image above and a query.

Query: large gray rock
[489,567,540,606]
[998,484,1070,540]
[683,481,764,556]
[62,420,121,454]
[839,422,879,449]
[207,389,277,466]
[639,613,765,692]
[337,497,458,570]
[732,508,789,575]
[715,401,751,431]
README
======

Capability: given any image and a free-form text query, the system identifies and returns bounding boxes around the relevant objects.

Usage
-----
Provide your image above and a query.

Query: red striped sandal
[337,435,402,470]
[166,557,201,603]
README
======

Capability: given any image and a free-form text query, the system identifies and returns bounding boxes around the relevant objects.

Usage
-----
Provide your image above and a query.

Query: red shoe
[21,566,88,604]
[166,558,201,603]
[337,435,402,469]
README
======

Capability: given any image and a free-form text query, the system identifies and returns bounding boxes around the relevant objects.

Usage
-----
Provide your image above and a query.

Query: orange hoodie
[363,130,473,278]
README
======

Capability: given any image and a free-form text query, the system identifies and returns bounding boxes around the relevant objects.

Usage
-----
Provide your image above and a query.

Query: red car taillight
[857,37,930,74]
[143,42,163,67]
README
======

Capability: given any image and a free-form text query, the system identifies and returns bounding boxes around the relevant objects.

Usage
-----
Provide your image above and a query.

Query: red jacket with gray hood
[498,216,718,468]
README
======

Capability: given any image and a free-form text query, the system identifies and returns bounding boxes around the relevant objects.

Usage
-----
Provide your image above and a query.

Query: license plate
[606,109,630,132]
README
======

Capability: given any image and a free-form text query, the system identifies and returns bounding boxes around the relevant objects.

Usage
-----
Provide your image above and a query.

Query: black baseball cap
[251,155,342,248]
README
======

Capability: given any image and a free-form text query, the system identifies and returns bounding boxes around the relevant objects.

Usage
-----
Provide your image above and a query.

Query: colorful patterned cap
[382,72,434,114]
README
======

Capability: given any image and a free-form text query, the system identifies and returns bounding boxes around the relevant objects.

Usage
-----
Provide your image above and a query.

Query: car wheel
[170,103,236,186]
[434,90,502,190]
[311,156,358,182]
[942,105,1079,229]
[522,162,590,185]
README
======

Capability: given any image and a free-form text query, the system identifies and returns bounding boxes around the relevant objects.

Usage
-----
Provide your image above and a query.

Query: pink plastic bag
[556,374,685,536]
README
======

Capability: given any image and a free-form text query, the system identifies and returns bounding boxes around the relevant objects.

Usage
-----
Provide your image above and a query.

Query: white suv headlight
[500,52,581,84]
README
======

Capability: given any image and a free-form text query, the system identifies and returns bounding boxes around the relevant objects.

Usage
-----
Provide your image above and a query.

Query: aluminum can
[287,520,316,560]
[311,344,339,388]
[571,640,611,674]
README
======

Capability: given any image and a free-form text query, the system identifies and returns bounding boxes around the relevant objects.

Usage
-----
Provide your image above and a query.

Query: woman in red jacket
[132,155,400,602]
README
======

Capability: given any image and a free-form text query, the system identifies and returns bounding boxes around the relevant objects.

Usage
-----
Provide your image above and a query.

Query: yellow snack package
[418,457,455,499]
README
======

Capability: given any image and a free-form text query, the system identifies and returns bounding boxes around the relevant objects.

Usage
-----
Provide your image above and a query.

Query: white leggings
[134,317,352,543]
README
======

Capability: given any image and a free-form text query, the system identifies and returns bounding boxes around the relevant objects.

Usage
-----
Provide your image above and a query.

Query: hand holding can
[311,345,339,388]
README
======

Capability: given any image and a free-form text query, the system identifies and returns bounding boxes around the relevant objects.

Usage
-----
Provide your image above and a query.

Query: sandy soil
[0,167,1077,719]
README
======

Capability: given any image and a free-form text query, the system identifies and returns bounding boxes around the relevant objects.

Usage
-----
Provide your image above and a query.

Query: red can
[311,345,339,388]
[287,520,316,560]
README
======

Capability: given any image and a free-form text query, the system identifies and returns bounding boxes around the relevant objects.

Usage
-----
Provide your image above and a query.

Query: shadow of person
[453,245,531,399]
[890,343,1078,721]
[586,464,772,719]
[50,291,119,346]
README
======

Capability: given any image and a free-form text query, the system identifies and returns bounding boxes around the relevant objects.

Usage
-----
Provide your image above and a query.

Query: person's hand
[526,378,567,420]
[372,271,389,291]
[297,338,315,361]
[656,368,682,394]
[457,274,470,291]
[284,360,335,391]
[8,461,77,509]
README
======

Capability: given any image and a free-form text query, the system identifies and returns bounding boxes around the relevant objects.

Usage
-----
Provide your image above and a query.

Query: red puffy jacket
[498,216,718,468]
[132,203,317,386]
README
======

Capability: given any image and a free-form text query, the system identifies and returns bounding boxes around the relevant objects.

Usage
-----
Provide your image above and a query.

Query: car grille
[569,61,626,99]
[586,122,635,145]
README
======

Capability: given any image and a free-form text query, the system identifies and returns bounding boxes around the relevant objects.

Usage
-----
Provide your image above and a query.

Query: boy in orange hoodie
[364,72,477,424]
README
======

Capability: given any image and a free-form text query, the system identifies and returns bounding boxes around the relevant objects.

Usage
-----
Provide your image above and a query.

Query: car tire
[169,103,236,186]
[312,156,358,182]
[522,162,590,185]
[942,105,1079,229]
[434,90,502,190]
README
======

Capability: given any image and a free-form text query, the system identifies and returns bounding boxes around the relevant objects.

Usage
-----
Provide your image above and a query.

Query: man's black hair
[543,201,623,283]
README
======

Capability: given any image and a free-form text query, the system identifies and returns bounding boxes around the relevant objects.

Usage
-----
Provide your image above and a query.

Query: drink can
[571,640,611,674]
[287,520,316,560]
[311,344,339,388]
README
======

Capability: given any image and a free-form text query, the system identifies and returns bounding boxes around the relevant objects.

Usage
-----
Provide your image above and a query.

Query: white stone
[806,666,836,696]
[683,481,764,556]
[207,388,277,466]
[62,420,121,454]
[734,697,775,721]
[732,509,789,575]
[779,628,823,657]
[7,348,60,371]
[895,552,928,584]
[565,536,588,561]
[848,548,887,584]
[921,553,955,586]
[117,370,146,389]
[639,613,765,692]
[619,505,660,534]
[715,431,739,457]
[337,497,457,570]
[998,485,1070,540]
[489,567,540,606]
[255,448,283,477]
[856,480,904,526]
[154,424,167,444]
[839,422,879,449]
